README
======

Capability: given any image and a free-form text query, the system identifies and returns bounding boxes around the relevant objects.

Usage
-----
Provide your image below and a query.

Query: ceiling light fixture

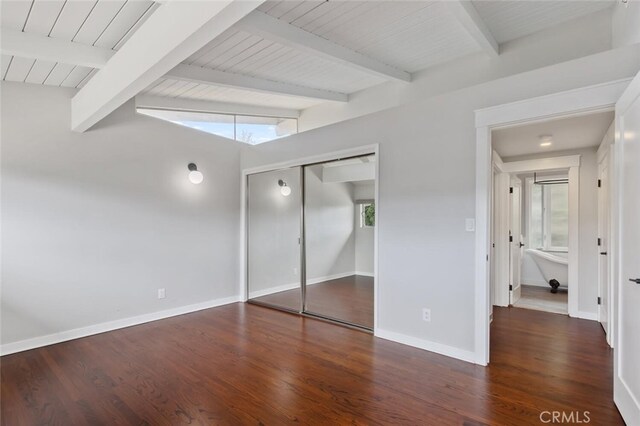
[278,179,291,196]
[539,135,553,147]
[188,163,204,184]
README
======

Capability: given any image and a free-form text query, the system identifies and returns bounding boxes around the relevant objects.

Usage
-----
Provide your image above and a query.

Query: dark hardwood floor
[250,274,374,328]
[1,305,622,425]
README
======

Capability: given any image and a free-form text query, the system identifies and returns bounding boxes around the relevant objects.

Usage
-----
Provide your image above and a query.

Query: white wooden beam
[447,1,499,57]
[71,0,264,132]
[235,11,411,83]
[1,28,114,68]
[135,94,300,118]
[166,64,347,102]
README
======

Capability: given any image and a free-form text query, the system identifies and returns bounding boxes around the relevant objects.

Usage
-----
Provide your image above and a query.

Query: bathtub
[526,249,568,290]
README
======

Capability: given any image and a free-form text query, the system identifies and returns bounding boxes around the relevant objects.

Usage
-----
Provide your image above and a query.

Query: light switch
[465,218,475,232]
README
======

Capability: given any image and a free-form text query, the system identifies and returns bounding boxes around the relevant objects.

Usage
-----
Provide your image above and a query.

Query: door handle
[519,243,525,248]
[600,251,608,256]
[630,278,640,284]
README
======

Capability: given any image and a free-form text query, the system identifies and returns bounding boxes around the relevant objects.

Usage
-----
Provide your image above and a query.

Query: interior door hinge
[598,179,601,188]
[597,297,601,305]
[509,235,513,242]
[597,237,601,246]
[509,285,513,291]
[509,187,514,194]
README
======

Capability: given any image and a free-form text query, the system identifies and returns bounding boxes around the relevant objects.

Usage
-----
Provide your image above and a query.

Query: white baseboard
[576,310,598,321]
[248,283,299,299]
[375,328,477,364]
[0,295,240,356]
[249,271,372,299]
[355,271,374,277]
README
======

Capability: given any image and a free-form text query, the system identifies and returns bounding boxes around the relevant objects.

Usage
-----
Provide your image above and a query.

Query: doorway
[474,79,630,366]
[491,149,577,317]
[245,153,377,330]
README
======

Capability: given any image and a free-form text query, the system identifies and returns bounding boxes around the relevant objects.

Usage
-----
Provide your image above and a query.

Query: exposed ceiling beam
[235,11,411,83]
[135,94,300,119]
[166,64,347,102]
[1,28,114,68]
[447,1,499,57]
[71,0,265,132]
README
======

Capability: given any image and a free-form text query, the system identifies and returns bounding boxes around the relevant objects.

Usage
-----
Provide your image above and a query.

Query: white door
[509,179,523,305]
[614,72,640,424]
[597,155,610,342]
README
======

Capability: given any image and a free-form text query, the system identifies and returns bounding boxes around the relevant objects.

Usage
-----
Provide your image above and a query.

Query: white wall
[504,148,602,315]
[242,46,639,357]
[354,182,375,275]
[1,82,242,348]
[305,165,356,280]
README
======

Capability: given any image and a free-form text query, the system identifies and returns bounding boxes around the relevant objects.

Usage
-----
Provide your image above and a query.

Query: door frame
[597,137,614,347]
[474,78,631,366]
[240,144,380,330]
[493,156,579,311]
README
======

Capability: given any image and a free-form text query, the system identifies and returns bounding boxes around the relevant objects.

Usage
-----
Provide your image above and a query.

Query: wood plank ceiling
[1,0,615,112]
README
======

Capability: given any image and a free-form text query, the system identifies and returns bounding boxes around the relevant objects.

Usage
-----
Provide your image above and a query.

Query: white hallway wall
[1,83,243,350]
[241,46,640,358]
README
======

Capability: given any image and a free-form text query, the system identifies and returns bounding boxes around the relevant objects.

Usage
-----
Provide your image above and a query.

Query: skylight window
[136,108,297,145]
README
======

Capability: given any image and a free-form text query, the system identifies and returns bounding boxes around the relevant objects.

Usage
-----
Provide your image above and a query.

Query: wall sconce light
[188,163,204,184]
[278,179,291,196]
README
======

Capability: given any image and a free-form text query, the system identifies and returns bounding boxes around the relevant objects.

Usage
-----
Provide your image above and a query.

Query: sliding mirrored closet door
[247,167,302,312]
[303,155,375,329]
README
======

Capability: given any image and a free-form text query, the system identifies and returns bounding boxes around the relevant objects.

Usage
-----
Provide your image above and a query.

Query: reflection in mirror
[247,167,301,312]
[303,154,375,329]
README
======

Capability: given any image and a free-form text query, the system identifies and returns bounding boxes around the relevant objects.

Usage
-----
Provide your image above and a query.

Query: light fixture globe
[188,163,203,184]
[278,179,291,196]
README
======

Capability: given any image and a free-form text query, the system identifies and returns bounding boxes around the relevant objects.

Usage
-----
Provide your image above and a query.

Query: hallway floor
[514,284,568,314]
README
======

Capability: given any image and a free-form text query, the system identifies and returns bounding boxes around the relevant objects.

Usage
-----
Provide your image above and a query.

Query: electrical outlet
[293,267,298,275]
[422,308,431,322]
[158,288,166,299]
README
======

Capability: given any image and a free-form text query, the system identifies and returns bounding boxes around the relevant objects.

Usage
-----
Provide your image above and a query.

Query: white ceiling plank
[49,1,98,40]
[43,62,75,86]
[135,94,301,118]
[94,1,154,49]
[24,59,56,84]
[446,0,499,57]
[166,63,347,102]
[72,0,126,45]
[113,2,161,50]
[1,1,34,30]
[60,66,92,88]
[1,28,115,68]
[71,0,266,132]
[1,55,13,79]
[77,68,98,88]
[236,11,411,82]
[23,0,66,36]
[4,56,35,82]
